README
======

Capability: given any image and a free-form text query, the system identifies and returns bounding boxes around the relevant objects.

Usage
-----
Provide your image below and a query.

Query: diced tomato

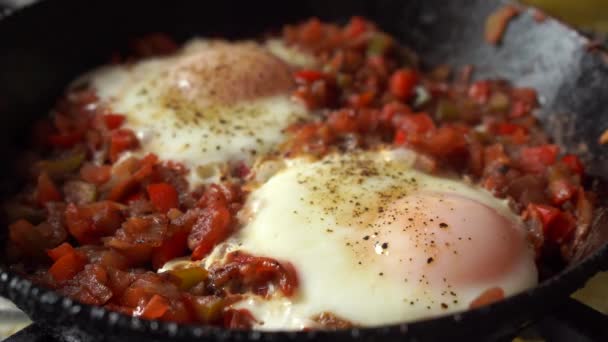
[561,154,585,175]
[126,192,145,204]
[294,70,325,84]
[48,132,84,148]
[80,163,112,185]
[147,183,179,213]
[343,16,367,38]
[468,81,491,104]
[389,69,418,100]
[139,294,170,320]
[151,231,188,270]
[103,114,126,130]
[422,125,468,157]
[36,172,62,206]
[219,252,299,297]
[190,204,232,260]
[300,18,323,42]
[65,202,123,244]
[495,123,526,136]
[528,203,575,243]
[512,87,537,105]
[469,287,504,309]
[109,129,139,162]
[529,203,560,227]
[49,250,87,282]
[347,91,375,109]
[133,154,158,181]
[380,102,412,127]
[519,144,559,173]
[393,130,408,145]
[509,88,537,118]
[47,242,76,262]
[394,113,435,135]
[107,154,157,202]
[327,109,359,134]
[548,179,578,205]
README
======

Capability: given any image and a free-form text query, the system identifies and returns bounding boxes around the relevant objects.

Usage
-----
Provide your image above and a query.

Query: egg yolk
[164,42,294,109]
[372,192,529,289]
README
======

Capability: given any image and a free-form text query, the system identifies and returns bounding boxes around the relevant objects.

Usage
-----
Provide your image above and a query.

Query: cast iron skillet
[1,0,608,341]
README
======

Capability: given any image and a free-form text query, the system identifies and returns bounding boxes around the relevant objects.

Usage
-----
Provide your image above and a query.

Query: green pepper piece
[336,73,353,88]
[3,203,45,224]
[38,150,86,178]
[367,33,393,56]
[488,92,510,112]
[436,98,461,121]
[170,267,209,290]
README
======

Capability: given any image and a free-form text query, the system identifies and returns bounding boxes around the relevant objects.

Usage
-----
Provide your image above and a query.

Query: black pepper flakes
[381,242,389,249]
[427,257,434,264]
[439,222,448,229]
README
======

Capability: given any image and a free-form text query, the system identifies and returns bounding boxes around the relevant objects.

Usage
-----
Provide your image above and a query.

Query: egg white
[80,39,312,186]
[205,149,538,330]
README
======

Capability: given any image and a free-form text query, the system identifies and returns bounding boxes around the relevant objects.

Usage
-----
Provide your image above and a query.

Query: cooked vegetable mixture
[3,18,595,328]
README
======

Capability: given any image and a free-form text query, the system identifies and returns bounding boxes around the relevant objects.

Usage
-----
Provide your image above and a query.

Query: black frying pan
[1,0,608,341]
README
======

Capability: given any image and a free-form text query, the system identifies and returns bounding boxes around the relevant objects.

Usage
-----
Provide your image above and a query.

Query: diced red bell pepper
[294,70,325,84]
[37,172,62,206]
[104,114,126,130]
[469,287,505,309]
[395,112,435,135]
[49,250,87,282]
[496,123,526,136]
[519,144,559,173]
[80,163,112,185]
[147,183,179,213]
[190,204,232,260]
[109,129,139,162]
[529,203,560,227]
[139,294,169,320]
[347,91,375,109]
[528,203,575,243]
[389,69,418,100]
[561,154,585,175]
[47,242,76,262]
[48,132,84,148]
[548,179,578,205]
[468,81,491,104]
[393,130,408,145]
[343,16,368,38]
[151,231,188,270]
[509,88,537,118]
[327,109,359,134]
[300,18,323,42]
[65,202,123,244]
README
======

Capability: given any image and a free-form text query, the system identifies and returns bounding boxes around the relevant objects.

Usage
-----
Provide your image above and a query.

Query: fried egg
[81,39,313,186]
[205,149,538,329]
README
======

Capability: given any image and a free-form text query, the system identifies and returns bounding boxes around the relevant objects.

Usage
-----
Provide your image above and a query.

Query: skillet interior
[1,0,608,341]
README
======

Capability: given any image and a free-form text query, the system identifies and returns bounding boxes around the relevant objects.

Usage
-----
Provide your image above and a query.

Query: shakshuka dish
[3,18,596,330]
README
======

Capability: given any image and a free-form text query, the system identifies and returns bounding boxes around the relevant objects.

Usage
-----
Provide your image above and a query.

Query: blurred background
[522,0,608,34]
